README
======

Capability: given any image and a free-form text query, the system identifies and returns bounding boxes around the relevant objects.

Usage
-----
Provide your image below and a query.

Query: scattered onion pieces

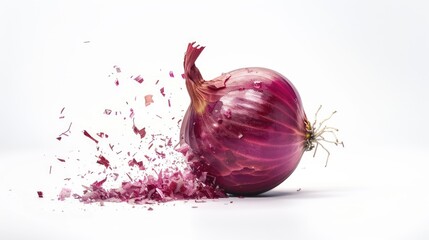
[128,158,145,170]
[96,155,110,168]
[114,65,121,73]
[83,130,98,144]
[134,75,144,84]
[132,120,146,139]
[96,132,108,138]
[144,94,154,106]
[57,122,72,141]
[58,188,72,201]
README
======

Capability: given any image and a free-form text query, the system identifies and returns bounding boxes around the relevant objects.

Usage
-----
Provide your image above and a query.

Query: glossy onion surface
[180,43,308,195]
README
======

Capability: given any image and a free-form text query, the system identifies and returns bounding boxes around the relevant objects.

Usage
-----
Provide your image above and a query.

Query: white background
[1,0,429,239]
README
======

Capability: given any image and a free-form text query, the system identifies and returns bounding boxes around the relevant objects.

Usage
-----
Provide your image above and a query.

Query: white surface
[1,1,429,239]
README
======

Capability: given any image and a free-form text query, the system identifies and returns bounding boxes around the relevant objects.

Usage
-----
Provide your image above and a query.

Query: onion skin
[181,43,309,195]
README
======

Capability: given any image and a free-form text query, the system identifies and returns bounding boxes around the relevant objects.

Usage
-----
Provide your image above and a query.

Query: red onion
[180,42,338,195]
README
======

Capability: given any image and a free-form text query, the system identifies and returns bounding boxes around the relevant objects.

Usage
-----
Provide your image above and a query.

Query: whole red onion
[180,42,323,195]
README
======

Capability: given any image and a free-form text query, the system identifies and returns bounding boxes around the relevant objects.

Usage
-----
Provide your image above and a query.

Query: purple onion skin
[181,43,309,195]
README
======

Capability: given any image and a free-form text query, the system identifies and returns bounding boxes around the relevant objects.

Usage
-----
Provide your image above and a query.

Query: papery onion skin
[181,43,309,195]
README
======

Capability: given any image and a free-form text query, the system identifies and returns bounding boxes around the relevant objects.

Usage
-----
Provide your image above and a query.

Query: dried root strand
[307,105,344,167]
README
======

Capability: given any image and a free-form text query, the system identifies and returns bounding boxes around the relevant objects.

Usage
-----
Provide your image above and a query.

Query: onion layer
[180,43,313,195]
